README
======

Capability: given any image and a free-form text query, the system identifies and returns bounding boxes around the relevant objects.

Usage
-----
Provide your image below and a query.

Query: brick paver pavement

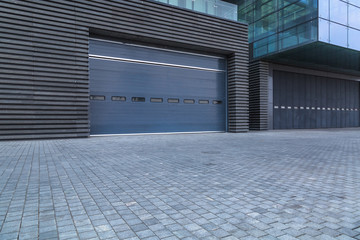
[1,129,360,240]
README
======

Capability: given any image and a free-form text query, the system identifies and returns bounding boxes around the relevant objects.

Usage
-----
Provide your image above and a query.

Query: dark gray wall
[249,61,269,130]
[0,0,249,140]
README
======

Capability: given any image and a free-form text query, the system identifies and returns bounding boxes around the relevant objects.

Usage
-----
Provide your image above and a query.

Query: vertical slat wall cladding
[249,61,269,130]
[0,0,249,140]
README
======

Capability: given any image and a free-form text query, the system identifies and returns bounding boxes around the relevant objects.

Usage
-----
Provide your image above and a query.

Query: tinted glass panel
[330,0,347,24]
[330,22,347,47]
[319,0,330,19]
[349,5,360,30]
[349,28,360,51]
[349,0,360,7]
[238,0,318,58]
[154,0,238,21]
[318,0,360,51]
[318,18,330,42]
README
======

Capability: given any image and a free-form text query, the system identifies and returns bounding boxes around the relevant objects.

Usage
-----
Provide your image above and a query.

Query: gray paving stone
[173,229,192,238]
[222,236,239,240]
[136,229,155,239]
[58,230,78,239]
[130,223,149,232]
[143,236,160,240]
[212,228,230,238]
[97,230,117,239]
[336,235,356,240]
[39,230,58,240]
[0,231,20,240]
[300,227,322,237]
[154,229,173,238]
[0,130,360,239]
[184,223,201,231]
[315,234,338,240]
[278,235,300,240]
[116,230,136,239]
[78,230,98,240]
[192,228,211,238]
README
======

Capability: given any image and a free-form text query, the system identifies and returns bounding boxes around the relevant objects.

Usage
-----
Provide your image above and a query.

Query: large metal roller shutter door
[273,71,360,129]
[89,39,226,134]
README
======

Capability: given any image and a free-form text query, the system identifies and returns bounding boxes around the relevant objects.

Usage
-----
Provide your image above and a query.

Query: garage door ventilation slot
[89,54,224,72]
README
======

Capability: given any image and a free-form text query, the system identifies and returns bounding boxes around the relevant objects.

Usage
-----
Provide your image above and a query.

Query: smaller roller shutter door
[273,71,360,129]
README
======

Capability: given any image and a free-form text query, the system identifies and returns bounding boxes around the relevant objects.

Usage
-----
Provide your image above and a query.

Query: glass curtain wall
[319,0,360,51]
[154,0,238,21]
[239,0,318,58]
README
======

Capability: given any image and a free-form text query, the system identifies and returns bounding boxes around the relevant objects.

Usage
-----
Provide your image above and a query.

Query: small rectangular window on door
[184,99,195,104]
[168,98,179,103]
[111,96,126,101]
[90,95,105,101]
[132,97,145,102]
[213,100,222,104]
[150,98,163,103]
[199,100,209,104]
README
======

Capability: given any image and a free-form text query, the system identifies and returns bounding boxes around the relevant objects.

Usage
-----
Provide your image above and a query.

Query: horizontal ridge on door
[90,38,225,59]
[89,54,225,72]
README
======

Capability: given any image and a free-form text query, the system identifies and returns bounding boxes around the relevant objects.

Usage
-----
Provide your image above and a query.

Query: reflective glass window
[330,22,348,47]
[253,34,277,58]
[298,21,314,44]
[330,0,348,24]
[154,0,238,21]
[280,28,298,49]
[239,0,318,58]
[319,0,330,19]
[239,3,254,22]
[280,2,314,30]
[318,18,330,42]
[279,0,299,8]
[349,0,360,7]
[349,5,360,30]
[349,28,360,50]
[254,39,269,58]
[254,0,276,22]
[254,12,277,40]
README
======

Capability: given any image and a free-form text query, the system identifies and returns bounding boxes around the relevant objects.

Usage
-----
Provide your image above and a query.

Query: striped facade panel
[0,0,248,139]
[249,61,269,130]
[228,52,250,132]
[0,0,89,140]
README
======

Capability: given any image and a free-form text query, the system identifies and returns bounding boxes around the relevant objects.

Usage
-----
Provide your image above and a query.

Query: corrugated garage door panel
[273,71,360,129]
[89,39,226,134]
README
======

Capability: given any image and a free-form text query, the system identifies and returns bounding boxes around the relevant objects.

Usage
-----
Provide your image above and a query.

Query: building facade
[0,0,248,140]
[243,0,360,130]
[1,0,359,140]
